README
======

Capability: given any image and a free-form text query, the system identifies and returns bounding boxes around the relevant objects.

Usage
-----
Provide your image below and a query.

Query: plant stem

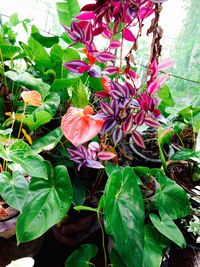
[17,102,26,138]
[97,211,107,267]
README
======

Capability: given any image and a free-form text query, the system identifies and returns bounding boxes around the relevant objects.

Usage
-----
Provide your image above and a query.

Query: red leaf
[81,4,96,12]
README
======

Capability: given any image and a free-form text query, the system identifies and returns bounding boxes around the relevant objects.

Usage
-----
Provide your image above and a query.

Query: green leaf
[143,225,163,267]
[16,165,73,243]
[50,45,80,78]
[104,166,144,267]
[158,85,174,107]
[41,92,60,116]
[31,127,63,153]
[150,211,186,248]
[72,176,86,206]
[0,171,28,212]
[22,110,52,131]
[71,80,89,108]
[56,0,80,28]
[110,249,127,267]
[65,244,98,267]
[31,32,59,48]
[0,44,21,60]
[155,172,190,219]
[28,36,53,71]
[8,139,31,158]
[5,71,50,99]
[10,13,19,26]
[171,148,197,160]
[74,206,98,212]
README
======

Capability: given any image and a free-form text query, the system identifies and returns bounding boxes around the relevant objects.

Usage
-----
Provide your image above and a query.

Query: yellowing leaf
[22,128,32,145]
[21,90,42,106]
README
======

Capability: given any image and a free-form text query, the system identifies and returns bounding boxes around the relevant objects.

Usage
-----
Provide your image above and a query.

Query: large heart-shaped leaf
[5,71,50,99]
[0,171,28,212]
[65,244,98,267]
[16,164,73,243]
[104,166,144,267]
[31,127,63,153]
[143,225,163,267]
[155,172,190,219]
[110,249,127,267]
[150,211,186,248]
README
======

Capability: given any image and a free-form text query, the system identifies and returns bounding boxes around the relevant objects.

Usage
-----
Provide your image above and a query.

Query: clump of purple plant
[62,0,173,169]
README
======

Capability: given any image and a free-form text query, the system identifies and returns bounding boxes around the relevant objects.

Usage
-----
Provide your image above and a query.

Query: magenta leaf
[123,29,136,42]
[81,4,96,12]
[134,110,145,126]
[103,66,119,75]
[96,51,116,62]
[109,40,122,49]
[71,20,84,40]
[147,80,159,96]
[97,151,116,160]
[76,11,96,21]
[132,130,145,148]
[140,7,155,20]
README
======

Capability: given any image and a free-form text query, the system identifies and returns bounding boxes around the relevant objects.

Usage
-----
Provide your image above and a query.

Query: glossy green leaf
[22,110,52,131]
[5,71,50,99]
[8,139,31,158]
[65,244,98,267]
[0,44,21,60]
[16,165,73,243]
[56,0,80,28]
[110,249,127,267]
[31,127,63,153]
[41,92,60,116]
[158,85,174,107]
[72,176,86,206]
[172,148,199,161]
[104,166,144,267]
[13,155,48,180]
[143,225,163,267]
[150,211,186,248]
[32,32,59,48]
[28,36,53,71]
[155,172,190,219]
[0,171,28,212]
[71,80,89,108]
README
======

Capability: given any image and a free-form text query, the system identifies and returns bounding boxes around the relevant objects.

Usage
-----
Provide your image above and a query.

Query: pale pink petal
[158,59,175,71]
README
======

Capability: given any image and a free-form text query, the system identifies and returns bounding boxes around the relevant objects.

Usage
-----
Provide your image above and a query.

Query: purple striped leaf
[111,81,126,99]
[103,66,119,75]
[102,119,118,134]
[71,20,85,40]
[124,82,136,97]
[84,22,93,44]
[122,114,134,133]
[145,116,161,128]
[97,151,116,160]
[147,80,159,96]
[96,51,116,62]
[110,99,120,117]
[123,29,136,42]
[112,127,123,145]
[100,102,114,116]
[109,40,122,49]
[63,60,90,73]
[132,130,145,148]
[134,110,145,126]
[75,11,96,21]
[85,159,104,169]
